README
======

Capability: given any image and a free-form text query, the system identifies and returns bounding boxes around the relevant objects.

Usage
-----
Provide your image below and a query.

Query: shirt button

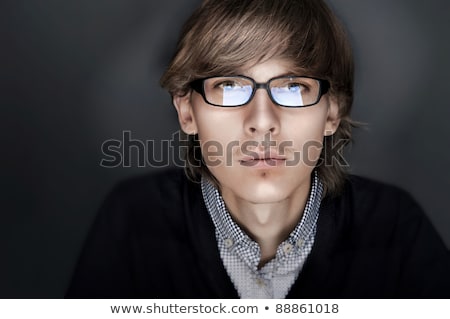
[283,243,293,254]
[256,278,265,287]
[224,238,234,249]
[297,239,304,248]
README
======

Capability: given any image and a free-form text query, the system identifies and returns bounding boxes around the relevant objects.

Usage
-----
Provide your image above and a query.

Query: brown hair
[160,0,355,197]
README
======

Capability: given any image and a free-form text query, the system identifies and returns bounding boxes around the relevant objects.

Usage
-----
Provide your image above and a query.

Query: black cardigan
[66,168,450,298]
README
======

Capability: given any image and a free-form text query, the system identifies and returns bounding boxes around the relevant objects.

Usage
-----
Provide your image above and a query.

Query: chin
[212,166,311,204]
[237,182,293,204]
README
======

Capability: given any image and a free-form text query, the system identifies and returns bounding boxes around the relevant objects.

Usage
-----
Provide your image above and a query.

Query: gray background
[1,0,449,297]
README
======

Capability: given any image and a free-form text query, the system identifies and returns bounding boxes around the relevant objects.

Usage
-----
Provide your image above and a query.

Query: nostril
[248,127,277,135]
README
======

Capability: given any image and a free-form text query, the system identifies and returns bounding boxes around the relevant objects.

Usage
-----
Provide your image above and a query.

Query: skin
[173,58,340,266]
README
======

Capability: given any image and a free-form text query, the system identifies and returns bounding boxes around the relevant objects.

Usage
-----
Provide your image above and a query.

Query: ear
[173,92,198,135]
[324,97,341,136]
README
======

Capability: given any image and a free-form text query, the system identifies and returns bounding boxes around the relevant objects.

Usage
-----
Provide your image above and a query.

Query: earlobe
[173,92,198,135]
[324,98,341,136]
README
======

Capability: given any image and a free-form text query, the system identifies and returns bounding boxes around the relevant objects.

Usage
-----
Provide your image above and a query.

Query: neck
[221,178,311,267]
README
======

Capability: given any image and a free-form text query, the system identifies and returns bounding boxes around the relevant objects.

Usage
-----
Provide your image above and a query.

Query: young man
[67,0,450,298]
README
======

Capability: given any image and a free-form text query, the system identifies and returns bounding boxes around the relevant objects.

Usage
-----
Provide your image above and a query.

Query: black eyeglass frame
[190,75,330,108]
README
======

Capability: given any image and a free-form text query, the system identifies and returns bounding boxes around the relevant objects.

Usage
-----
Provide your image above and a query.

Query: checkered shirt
[201,172,323,298]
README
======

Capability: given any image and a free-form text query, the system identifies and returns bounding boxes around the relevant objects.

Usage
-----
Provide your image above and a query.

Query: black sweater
[66,169,450,298]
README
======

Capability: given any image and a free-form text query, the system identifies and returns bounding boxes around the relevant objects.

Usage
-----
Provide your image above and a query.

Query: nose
[244,88,281,136]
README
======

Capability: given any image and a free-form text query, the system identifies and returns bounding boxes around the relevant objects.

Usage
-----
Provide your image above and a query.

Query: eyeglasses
[190,75,329,107]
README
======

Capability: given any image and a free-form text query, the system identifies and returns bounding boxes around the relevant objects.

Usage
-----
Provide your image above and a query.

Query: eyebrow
[233,65,311,79]
[235,72,304,79]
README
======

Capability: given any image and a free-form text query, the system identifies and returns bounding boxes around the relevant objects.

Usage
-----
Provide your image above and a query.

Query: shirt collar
[201,171,323,269]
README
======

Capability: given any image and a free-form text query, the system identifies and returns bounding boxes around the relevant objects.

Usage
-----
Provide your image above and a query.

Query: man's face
[174,58,340,205]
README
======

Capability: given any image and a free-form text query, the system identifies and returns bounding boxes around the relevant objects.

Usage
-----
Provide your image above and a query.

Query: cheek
[192,109,239,166]
[282,109,329,164]
[192,105,241,144]
[200,140,227,166]
[195,116,234,150]
[283,107,329,141]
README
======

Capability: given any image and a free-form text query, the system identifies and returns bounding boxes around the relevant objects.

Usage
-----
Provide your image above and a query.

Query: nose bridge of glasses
[253,81,273,100]
[254,82,269,89]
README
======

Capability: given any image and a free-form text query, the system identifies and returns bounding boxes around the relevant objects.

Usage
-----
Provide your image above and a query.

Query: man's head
[161,0,354,197]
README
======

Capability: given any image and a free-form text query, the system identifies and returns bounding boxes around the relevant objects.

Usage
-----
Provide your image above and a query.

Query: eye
[284,80,311,92]
[212,79,243,90]
[219,81,239,89]
[287,82,302,92]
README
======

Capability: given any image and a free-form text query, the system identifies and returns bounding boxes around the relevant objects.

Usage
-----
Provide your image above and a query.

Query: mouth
[239,153,287,168]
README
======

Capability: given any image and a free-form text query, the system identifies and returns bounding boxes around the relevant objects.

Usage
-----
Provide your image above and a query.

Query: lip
[239,151,287,168]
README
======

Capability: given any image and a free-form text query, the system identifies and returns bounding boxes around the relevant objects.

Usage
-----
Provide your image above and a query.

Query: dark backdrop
[1,0,449,298]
